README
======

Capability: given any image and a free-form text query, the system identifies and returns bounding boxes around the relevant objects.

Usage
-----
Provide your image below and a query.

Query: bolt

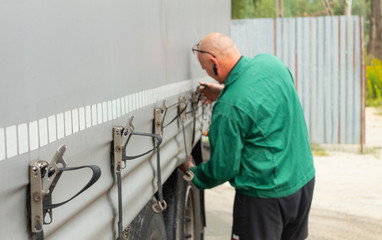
[33,193,41,202]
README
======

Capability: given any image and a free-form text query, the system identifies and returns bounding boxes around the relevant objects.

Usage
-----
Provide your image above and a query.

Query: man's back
[214,54,315,198]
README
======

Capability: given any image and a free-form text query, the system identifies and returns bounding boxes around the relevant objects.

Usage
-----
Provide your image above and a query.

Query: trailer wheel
[163,169,204,240]
[183,184,196,239]
[125,198,167,240]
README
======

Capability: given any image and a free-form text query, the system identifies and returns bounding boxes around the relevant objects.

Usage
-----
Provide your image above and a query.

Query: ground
[204,107,382,240]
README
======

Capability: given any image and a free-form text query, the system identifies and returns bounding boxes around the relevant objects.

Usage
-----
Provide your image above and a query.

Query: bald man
[181,33,315,240]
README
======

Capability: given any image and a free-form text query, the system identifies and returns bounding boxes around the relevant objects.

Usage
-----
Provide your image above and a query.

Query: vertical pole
[274,18,277,56]
[359,15,365,153]
[338,16,341,144]
[275,0,279,18]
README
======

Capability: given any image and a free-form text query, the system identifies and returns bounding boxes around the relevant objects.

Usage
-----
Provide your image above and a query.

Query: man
[181,32,315,240]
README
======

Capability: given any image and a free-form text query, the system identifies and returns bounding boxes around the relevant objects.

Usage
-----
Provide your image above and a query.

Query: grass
[375,107,382,116]
[310,144,328,157]
[359,146,381,158]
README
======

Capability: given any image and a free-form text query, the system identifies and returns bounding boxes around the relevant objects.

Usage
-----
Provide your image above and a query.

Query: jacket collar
[224,56,249,88]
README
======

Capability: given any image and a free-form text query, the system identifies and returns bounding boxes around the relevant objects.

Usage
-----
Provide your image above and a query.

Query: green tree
[232,0,369,19]
[253,0,276,18]
[232,0,259,19]
[366,58,382,106]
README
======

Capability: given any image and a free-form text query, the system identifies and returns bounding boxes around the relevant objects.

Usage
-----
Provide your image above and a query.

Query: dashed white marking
[112,100,117,120]
[18,123,29,154]
[0,128,5,160]
[91,104,98,126]
[79,107,86,131]
[0,79,202,160]
[107,101,112,121]
[57,113,65,139]
[117,98,121,118]
[6,125,17,158]
[29,121,39,151]
[72,109,79,133]
[121,98,126,116]
[64,111,72,136]
[102,102,108,123]
[97,103,103,124]
[85,105,92,128]
[48,115,57,143]
[124,96,128,114]
[39,118,48,146]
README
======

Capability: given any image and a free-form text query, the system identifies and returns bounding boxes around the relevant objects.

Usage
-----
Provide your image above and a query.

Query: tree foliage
[232,0,369,19]
[232,0,258,19]
[367,0,382,60]
[366,58,382,106]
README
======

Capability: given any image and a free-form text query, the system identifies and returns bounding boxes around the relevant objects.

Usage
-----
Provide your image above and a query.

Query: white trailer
[0,1,231,239]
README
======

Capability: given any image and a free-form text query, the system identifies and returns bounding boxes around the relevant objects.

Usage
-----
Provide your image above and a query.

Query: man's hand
[179,155,195,173]
[199,81,224,104]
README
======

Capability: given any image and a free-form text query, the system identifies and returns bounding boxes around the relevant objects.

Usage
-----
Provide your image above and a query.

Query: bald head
[196,32,241,83]
[199,32,240,61]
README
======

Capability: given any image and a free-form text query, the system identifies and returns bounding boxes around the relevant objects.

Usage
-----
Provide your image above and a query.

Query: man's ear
[210,58,218,76]
[212,63,218,75]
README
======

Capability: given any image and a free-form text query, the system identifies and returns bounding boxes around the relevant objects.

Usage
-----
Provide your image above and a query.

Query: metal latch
[154,101,167,136]
[179,97,187,123]
[191,89,200,111]
[113,115,135,173]
[29,145,67,233]
[28,145,101,237]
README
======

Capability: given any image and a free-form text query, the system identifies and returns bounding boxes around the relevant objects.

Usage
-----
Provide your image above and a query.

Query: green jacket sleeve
[191,104,246,189]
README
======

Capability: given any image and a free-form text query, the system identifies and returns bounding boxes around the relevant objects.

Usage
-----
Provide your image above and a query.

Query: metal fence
[231,16,365,145]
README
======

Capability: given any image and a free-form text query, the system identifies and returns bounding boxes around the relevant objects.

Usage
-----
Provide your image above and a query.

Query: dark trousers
[232,177,315,240]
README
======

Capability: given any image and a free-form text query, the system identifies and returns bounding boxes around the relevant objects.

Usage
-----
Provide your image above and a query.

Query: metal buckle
[152,199,167,213]
[183,170,194,182]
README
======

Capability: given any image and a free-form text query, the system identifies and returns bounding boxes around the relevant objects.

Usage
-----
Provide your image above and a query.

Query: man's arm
[184,108,245,189]
[199,81,224,104]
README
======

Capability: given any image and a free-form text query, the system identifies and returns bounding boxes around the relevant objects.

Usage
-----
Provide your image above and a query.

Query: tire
[125,198,167,240]
[163,169,204,240]
[127,139,206,240]
[181,183,203,240]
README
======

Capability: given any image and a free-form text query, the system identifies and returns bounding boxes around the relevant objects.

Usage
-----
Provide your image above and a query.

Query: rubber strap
[181,122,194,181]
[33,230,44,240]
[43,165,101,210]
[162,101,188,129]
[122,132,162,160]
[116,168,123,240]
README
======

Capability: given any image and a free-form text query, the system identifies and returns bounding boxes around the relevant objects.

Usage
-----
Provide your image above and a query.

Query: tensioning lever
[113,115,135,173]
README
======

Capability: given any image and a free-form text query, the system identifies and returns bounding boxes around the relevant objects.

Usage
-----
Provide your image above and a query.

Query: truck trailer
[0,1,231,239]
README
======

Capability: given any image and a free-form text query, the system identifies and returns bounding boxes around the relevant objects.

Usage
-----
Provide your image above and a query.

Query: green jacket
[191,54,315,198]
